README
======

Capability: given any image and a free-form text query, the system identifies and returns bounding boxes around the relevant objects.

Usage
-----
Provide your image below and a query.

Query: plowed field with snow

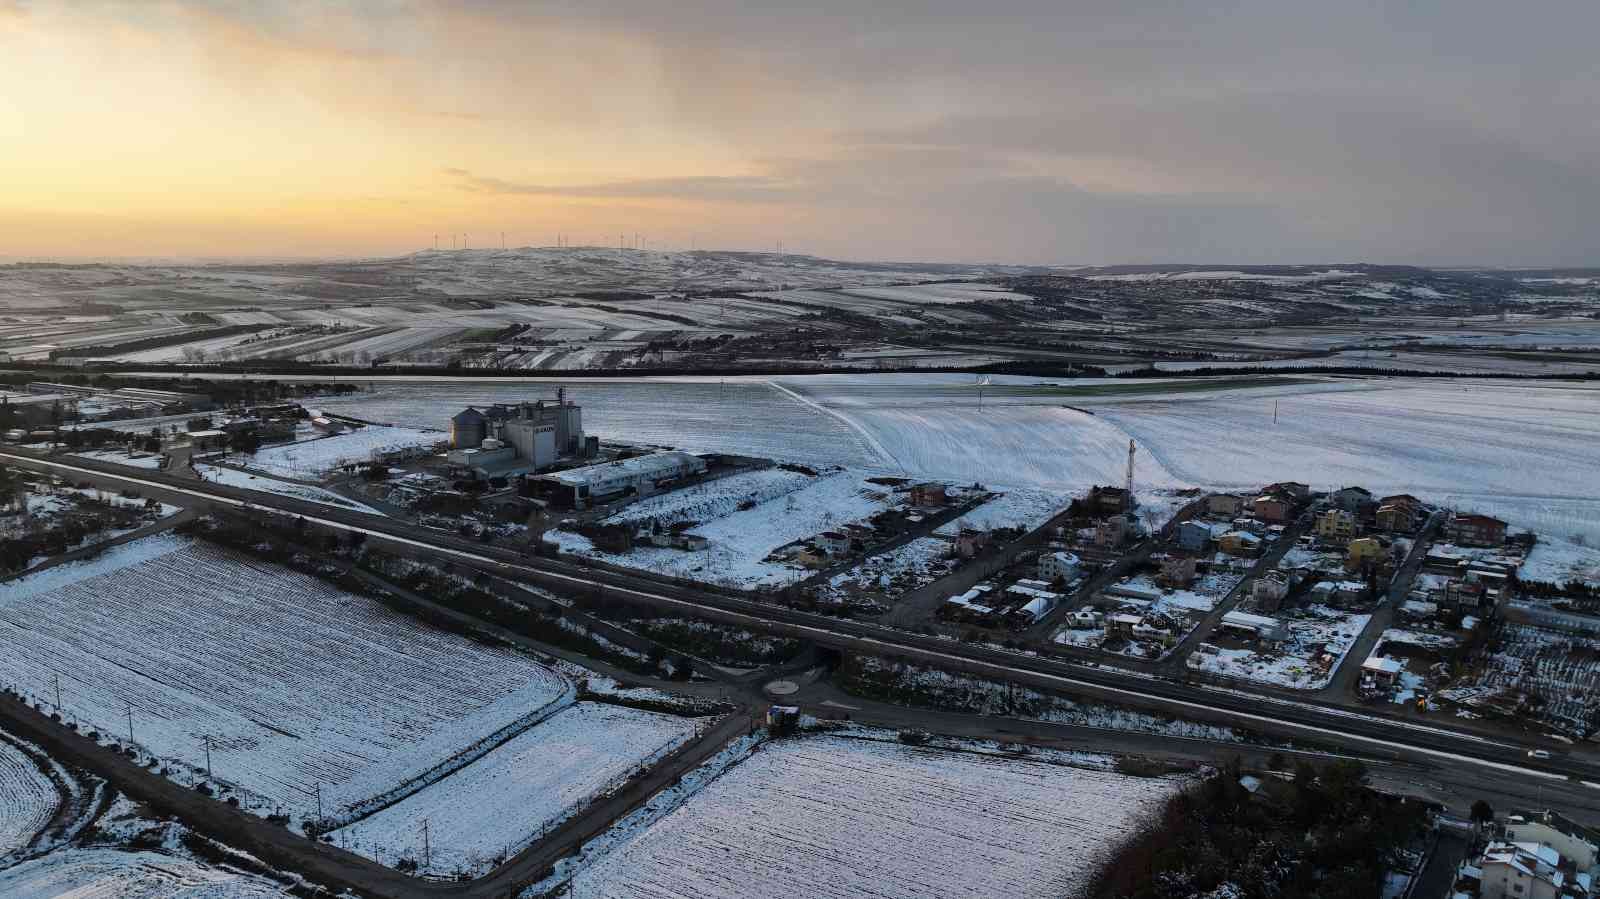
[0,848,292,898]
[566,735,1178,899]
[0,536,569,816]
[0,738,57,859]
[336,703,696,877]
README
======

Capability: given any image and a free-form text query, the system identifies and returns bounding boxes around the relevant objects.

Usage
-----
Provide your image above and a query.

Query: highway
[3,444,1591,785]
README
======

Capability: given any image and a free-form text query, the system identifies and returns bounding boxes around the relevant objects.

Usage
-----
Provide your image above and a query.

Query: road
[1324,510,1445,698]
[1157,510,1315,672]
[2,445,1591,779]
[6,445,1600,895]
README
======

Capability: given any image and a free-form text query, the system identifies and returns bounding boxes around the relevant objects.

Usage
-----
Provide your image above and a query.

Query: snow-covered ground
[0,738,57,859]
[1520,538,1600,587]
[551,470,899,588]
[0,537,570,818]
[933,487,1072,535]
[564,734,1178,899]
[823,536,955,600]
[195,464,383,514]
[0,848,292,897]
[1189,606,1370,690]
[598,467,816,528]
[1096,381,1600,544]
[67,448,164,470]
[225,426,443,480]
[333,703,696,878]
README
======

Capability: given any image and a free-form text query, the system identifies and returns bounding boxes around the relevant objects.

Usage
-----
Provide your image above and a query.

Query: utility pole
[422,818,431,868]
[1273,400,1279,424]
[1125,439,1136,499]
[315,782,323,821]
[203,736,212,778]
[53,673,61,711]
[126,702,134,746]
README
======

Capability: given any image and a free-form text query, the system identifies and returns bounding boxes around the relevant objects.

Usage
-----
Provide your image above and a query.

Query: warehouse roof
[540,451,704,488]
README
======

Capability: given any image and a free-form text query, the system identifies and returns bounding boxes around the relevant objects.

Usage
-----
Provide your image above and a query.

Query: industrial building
[533,451,708,510]
[447,389,594,477]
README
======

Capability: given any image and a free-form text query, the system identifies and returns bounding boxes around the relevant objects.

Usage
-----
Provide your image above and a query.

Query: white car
[1527,749,1552,760]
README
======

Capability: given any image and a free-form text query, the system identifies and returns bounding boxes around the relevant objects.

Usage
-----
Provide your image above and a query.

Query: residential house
[1504,810,1600,871]
[1361,655,1404,690]
[1399,599,1439,622]
[1449,513,1509,547]
[1315,508,1359,544]
[1445,578,1489,611]
[816,531,852,556]
[1219,611,1289,643]
[1105,612,1144,639]
[1094,516,1129,549]
[909,482,948,507]
[1206,493,1246,518]
[1174,519,1213,552]
[1069,606,1103,629]
[1310,579,1368,606]
[1251,494,1293,524]
[1218,530,1262,557]
[1266,481,1311,500]
[1478,841,1569,899]
[1252,571,1292,612]
[1088,485,1131,514]
[1159,554,1198,588]
[1345,536,1389,573]
[1038,550,1081,584]
[955,528,993,559]
[1330,486,1375,514]
[1375,503,1417,533]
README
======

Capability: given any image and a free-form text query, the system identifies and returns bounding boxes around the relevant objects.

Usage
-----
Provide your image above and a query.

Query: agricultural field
[563,734,1179,899]
[1187,605,1371,690]
[1518,537,1600,588]
[223,425,444,480]
[314,379,883,469]
[550,469,902,588]
[0,737,58,860]
[0,848,293,898]
[333,703,697,878]
[0,536,573,820]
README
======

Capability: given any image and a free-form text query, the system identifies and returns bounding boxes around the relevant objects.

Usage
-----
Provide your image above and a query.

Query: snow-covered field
[933,487,1072,535]
[565,735,1177,899]
[0,537,570,817]
[1097,381,1600,543]
[551,470,898,588]
[315,380,882,469]
[334,703,696,878]
[824,536,955,600]
[1189,606,1370,690]
[225,426,443,480]
[0,738,57,859]
[195,464,384,514]
[1520,538,1600,587]
[0,848,292,898]
[301,374,1600,547]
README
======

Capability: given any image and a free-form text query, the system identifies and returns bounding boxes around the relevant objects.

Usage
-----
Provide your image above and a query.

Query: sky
[2,0,1597,265]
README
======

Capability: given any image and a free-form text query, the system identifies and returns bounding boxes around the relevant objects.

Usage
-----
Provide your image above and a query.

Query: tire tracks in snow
[765,379,904,471]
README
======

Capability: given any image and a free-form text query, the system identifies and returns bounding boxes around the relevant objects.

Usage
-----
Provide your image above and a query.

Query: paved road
[1158,511,1315,672]
[3,446,1592,779]
[1409,829,1469,899]
[1325,510,1445,698]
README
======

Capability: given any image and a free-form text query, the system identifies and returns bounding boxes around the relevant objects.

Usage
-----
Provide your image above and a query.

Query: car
[1527,749,1552,760]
